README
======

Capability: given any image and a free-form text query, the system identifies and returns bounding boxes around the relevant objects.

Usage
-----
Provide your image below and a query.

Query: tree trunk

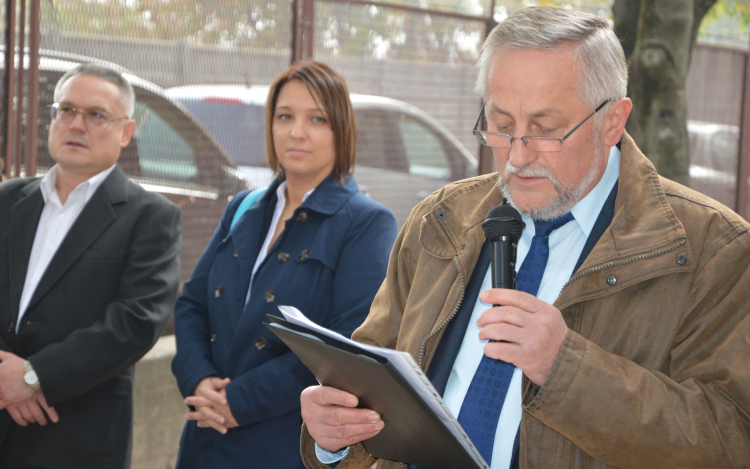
[613,0,641,60]
[615,0,716,186]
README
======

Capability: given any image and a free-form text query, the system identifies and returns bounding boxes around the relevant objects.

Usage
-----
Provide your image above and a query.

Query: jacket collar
[419,175,502,261]
[579,131,686,267]
[21,165,129,204]
[19,166,129,312]
[262,172,360,216]
[419,131,688,276]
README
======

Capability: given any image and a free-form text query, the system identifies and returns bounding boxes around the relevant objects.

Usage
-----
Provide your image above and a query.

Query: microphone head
[482,205,525,241]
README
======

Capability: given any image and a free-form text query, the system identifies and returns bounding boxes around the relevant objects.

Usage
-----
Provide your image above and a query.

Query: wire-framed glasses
[473,98,613,152]
[49,103,127,131]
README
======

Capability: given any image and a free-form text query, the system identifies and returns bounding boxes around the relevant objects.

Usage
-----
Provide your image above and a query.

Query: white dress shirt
[246,181,315,305]
[17,165,116,332]
[316,146,621,466]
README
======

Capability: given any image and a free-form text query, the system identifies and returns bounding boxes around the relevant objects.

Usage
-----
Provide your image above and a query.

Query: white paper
[278,305,488,468]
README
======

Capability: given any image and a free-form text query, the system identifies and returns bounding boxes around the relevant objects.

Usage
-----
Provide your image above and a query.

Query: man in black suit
[0,63,182,468]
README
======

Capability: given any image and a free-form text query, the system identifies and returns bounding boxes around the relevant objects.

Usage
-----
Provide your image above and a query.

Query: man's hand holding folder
[265,305,488,469]
[301,385,385,452]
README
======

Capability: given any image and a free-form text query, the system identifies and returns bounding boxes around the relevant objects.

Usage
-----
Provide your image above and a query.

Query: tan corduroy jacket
[301,132,750,469]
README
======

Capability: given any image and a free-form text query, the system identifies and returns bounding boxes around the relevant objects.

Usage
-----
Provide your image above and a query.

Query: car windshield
[178,99,266,167]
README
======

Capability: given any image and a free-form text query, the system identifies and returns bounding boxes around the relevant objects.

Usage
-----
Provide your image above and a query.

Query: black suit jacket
[0,166,182,469]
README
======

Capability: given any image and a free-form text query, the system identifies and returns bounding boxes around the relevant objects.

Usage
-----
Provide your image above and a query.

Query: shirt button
[255,338,266,350]
[299,249,309,261]
[278,252,290,263]
[295,211,308,223]
[233,250,238,258]
[265,291,275,303]
[214,286,223,298]
[210,333,217,343]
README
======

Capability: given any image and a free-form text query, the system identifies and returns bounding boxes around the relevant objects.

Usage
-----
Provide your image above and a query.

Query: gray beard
[497,142,606,221]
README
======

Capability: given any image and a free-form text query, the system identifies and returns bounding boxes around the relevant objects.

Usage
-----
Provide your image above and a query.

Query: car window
[355,110,390,170]
[354,109,410,173]
[133,101,198,183]
[396,114,451,179]
[177,99,266,167]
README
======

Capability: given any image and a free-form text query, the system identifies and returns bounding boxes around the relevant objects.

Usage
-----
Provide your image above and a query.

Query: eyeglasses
[49,103,127,131]
[473,98,613,152]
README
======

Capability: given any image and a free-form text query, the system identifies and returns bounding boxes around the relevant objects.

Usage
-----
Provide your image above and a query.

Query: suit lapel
[9,180,45,316]
[27,168,129,310]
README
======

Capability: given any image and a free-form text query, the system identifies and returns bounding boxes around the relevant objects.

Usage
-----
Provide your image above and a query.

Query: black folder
[265,315,488,469]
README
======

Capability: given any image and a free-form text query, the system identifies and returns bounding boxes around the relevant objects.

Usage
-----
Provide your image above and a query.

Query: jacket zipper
[562,238,687,290]
[417,256,466,369]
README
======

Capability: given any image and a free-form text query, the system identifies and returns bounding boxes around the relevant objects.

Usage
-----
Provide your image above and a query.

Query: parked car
[166,85,478,227]
[2,50,249,297]
[688,120,741,209]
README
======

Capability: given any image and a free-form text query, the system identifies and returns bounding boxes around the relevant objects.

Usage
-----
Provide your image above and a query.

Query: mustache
[503,161,558,183]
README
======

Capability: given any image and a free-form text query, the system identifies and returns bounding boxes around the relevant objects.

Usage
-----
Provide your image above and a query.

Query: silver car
[166,85,478,227]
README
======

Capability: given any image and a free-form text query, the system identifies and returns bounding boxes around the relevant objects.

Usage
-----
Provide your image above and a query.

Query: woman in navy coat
[171,61,398,468]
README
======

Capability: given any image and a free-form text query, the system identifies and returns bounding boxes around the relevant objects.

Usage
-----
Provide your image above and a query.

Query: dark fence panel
[686,44,746,211]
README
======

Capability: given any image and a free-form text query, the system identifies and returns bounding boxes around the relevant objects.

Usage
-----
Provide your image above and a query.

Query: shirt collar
[275,180,316,207]
[40,164,117,206]
[569,145,621,237]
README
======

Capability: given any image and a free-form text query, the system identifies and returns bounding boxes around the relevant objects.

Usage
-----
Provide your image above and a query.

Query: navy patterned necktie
[457,212,575,463]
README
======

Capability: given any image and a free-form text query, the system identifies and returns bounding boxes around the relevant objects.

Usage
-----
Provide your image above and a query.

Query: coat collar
[229,172,360,302]
[260,173,360,216]
[577,131,687,267]
[20,165,129,203]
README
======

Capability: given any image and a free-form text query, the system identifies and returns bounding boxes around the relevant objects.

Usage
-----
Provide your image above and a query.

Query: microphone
[482,205,525,305]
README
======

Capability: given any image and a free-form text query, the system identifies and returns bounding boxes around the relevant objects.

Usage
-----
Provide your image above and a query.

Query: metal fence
[2,0,500,294]
[2,0,749,290]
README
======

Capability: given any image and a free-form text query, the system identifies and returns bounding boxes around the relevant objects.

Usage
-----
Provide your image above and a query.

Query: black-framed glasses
[49,103,127,131]
[473,98,613,152]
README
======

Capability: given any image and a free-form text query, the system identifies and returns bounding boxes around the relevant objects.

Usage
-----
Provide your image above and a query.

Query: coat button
[606,275,617,286]
[278,252,290,263]
[214,286,223,298]
[676,254,687,265]
[295,211,308,222]
[299,249,309,261]
[210,333,217,343]
[265,291,275,303]
[255,338,266,350]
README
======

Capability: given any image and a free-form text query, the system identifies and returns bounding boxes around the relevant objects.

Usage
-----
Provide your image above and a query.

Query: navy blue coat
[172,174,397,468]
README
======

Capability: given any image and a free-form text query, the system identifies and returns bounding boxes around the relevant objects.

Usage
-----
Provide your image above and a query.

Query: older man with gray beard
[299,6,750,469]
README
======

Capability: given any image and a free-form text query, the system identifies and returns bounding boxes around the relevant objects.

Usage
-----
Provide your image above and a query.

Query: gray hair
[475,6,627,117]
[54,63,135,118]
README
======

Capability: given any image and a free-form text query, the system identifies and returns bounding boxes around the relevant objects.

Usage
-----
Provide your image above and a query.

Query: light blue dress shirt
[317,146,621,466]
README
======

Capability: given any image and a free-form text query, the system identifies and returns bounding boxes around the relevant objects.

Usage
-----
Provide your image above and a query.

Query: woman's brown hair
[264,61,356,183]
